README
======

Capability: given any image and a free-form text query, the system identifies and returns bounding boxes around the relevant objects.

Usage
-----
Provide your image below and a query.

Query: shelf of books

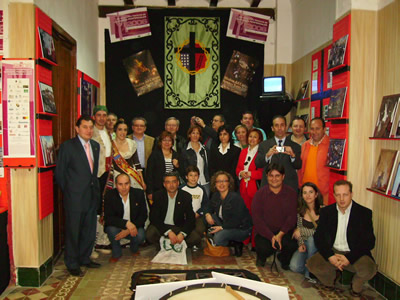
[366,188,400,203]
[35,7,57,220]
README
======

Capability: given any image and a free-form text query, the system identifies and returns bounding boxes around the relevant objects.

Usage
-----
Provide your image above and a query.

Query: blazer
[209,142,241,179]
[236,147,263,200]
[104,187,147,229]
[255,137,301,191]
[314,201,376,264]
[149,189,195,235]
[55,136,100,212]
[127,134,155,168]
[145,148,180,195]
[92,126,111,177]
[207,192,252,230]
[180,144,210,183]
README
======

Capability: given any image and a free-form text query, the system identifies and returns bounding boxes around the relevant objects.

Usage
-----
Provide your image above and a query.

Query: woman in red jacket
[236,128,264,247]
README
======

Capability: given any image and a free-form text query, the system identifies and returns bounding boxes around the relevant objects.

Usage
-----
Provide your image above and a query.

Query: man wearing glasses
[154,117,186,154]
[191,114,225,151]
[128,117,154,174]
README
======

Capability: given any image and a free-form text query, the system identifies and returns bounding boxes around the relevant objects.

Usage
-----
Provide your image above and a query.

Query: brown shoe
[109,257,119,263]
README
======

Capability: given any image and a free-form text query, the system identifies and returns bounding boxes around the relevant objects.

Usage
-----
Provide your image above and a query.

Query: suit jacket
[314,201,376,264]
[236,147,263,200]
[255,137,301,191]
[180,144,210,183]
[150,189,195,235]
[104,187,147,229]
[92,126,111,177]
[55,136,100,212]
[127,134,155,168]
[145,148,180,195]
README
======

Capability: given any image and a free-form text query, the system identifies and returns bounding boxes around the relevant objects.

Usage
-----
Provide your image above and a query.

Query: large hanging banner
[165,16,220,109]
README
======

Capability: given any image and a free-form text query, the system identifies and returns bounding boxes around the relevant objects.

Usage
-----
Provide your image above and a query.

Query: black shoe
[233,242,243,257]
[68,268,83,276]
[281,264,290,270]
[256,258,265,267]
[81,261,101,268]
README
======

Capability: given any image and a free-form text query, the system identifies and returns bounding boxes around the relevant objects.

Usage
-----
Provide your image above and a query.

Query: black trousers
[255,231,298,266]
[64,207,97,269]
[97,172,108,215]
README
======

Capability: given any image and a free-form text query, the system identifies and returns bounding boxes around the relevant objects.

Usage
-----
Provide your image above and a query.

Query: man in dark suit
[307,180,377,297]
[104,173,147,262]
[255,115,301,191]
[55,115,101,276]
[146,172,201,248]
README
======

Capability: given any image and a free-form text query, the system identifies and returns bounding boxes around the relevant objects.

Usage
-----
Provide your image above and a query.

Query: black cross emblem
[175,32,210,94]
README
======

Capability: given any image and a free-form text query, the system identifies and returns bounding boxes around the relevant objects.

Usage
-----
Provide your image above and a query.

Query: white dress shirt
[333,201,353,252]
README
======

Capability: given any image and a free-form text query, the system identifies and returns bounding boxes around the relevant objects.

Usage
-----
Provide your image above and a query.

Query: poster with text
[227,9,269,44]
[221,50,259,97]
[107,7,151,43]
[2,60,35,157]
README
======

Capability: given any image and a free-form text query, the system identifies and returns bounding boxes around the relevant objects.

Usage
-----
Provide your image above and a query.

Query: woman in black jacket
[180,125,210,197]
[205,171,252,257]
[145,131,179,204]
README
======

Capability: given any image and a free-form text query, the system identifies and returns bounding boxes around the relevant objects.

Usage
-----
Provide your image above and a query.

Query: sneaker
[208,237,216,247]
[95,244,112,254]
[90,249,99,259]
[192,245,199,252]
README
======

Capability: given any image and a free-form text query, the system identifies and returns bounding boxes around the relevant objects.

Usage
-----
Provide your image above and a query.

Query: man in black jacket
[307,180,377,297]
[104,173,147,262]
[146,172,201,248]
[55,115,100,276]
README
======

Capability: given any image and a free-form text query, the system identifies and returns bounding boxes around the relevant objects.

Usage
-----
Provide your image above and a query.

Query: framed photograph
[39,136,56,166]
[38,82,57,114]
[38,27,57,64]
[373,94,399,138]
[390,163,400,197]
[327,139,346,169]
[295,80,309,100]
[327,87,347,118]
[327,34,348,70]
[371,149,399,193]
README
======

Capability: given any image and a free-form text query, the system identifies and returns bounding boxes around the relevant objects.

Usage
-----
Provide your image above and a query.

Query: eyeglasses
[162,139,172,143]
[216,180,229,183]
[244,156,251,166]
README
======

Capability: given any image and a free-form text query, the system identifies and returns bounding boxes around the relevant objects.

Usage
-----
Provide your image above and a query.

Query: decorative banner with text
[165,16,220,109]
[107,7,151,43]
[227,9,270,44]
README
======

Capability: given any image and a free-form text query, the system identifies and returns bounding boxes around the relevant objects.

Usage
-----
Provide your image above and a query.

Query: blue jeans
[289,236,317,278]
[105,226,145,258]
[213,228,252,246]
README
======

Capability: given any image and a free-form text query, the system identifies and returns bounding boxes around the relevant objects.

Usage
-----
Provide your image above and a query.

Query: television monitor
[262,76,285,96]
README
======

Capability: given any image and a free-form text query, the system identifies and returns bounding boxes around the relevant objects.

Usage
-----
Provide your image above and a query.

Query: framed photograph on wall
[38,82,57,114]
[327,34,348,70]
[38,27,57,64]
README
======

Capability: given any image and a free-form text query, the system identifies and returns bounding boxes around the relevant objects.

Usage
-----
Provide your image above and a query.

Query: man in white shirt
[104,173,147,262]
[91,105,113,254]
[307,180,377,297]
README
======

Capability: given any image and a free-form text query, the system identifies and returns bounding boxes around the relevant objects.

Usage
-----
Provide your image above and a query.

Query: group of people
[55,106,377,297]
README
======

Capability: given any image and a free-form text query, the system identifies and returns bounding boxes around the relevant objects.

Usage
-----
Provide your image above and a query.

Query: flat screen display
[263,76,285,94]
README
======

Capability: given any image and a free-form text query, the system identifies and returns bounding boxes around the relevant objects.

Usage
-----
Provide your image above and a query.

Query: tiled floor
[1,244,385,300]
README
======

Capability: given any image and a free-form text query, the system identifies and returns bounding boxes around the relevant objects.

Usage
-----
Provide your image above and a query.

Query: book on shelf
[390,162,400,198]
[39,136,56,166]
[373,94,399,138]
[38,27,57,64]
[327,87,347,118]
[327,34,348,70]
[39,82,57,114]
[370,149,399,194]
[327,139,346,169]
[295,80,309,100]
[388,94,400,137]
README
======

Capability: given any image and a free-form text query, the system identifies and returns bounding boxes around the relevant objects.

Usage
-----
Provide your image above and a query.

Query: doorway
[51,22,77,257]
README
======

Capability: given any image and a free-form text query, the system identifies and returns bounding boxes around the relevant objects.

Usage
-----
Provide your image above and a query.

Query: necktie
[278,140,283,147]
[85,143,93,173]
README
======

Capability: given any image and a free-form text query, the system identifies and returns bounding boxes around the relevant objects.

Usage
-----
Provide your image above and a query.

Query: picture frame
[38,27,57,64]
[38,82,57,114]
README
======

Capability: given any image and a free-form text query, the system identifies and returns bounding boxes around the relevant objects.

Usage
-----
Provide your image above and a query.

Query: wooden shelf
[366,188,400,202]
[369,137,400,140]
[294,97,310,103]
